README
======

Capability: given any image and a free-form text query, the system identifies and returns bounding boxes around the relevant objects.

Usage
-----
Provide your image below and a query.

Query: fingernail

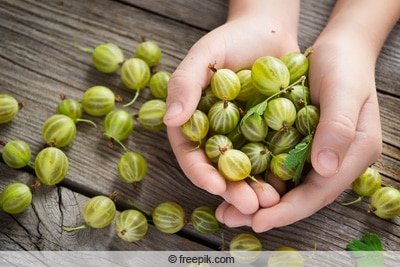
[164,101,183,122]
[317,148,339,175]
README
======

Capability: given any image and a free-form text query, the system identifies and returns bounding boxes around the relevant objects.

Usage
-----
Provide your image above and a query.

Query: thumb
[309,58,374,177]
[163,39,220,127]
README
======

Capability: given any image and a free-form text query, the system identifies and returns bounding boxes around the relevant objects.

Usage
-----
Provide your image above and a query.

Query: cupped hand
[163,13,299,215]
[216,28,383,232]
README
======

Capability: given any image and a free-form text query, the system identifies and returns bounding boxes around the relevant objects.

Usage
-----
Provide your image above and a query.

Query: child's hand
[163,1,300,215]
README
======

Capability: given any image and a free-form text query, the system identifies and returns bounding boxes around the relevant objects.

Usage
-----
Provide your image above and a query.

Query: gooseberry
[1,140,32,169]
[81,86,115,117]
[149,71,171,99]
[0,182,32,214]
[190,206,220,235]
[34,147,69,185]
[208,99,240,134]
[204,134,233,163]
[235,69,259,102]
[75,39,124,74]
[197,86,220,114]
[342,167,382,206]
[152,201,186,234]
[217,149,252,182]
[209,66,240,101]
[369,187,400,219]
[180,109,209,148]
[64,195,116,231]
[263,97,296,131]
[240,114,269,142]
[240,142,271,175]
[270,153,296,181]
[280,51,309,84]
[251,56,290,96]
[42,114,76,148]
[137,99,166,131]
[267,127,301,155]
[103,109,134,145]
[295,105,320,136]
[118,151,147,183]
[56,98,83,120]
[135,40,162,67]
[268,246,305,267]
[120,57,151,107]
[229,233,262,264]
[0,94,19,124]
[115,209,148,242]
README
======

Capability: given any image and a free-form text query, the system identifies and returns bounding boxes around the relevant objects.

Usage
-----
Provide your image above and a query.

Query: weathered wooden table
[0,0,399,258]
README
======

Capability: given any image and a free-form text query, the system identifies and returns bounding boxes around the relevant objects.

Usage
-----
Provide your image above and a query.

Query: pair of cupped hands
[162,13,382,232]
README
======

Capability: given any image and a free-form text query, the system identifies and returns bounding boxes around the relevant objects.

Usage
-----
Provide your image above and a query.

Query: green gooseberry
[2,140,32,169]
[103,109,134,144]
[81,86,115,117]
[0,94,19,124]
[56,98,83,120]
[190,206,220,235]
[152,201,186,234]
[138,99,166,131]
[229,233,262,264]
[0,182,32,214]
[118,151,147,183]
[34,147,69,185]
[115,209,148,242]
[149,71,171,99]
[135,40,162,67]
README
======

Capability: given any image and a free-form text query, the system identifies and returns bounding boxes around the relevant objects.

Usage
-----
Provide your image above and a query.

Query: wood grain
[0,0,399,254]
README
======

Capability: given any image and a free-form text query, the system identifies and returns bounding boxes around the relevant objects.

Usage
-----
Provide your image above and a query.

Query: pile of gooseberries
[181,51,318,187]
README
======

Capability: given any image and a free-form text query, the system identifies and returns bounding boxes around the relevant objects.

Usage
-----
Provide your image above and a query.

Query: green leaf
[347,232,385,267]
[284,135,312,184]
[241,99,268,125]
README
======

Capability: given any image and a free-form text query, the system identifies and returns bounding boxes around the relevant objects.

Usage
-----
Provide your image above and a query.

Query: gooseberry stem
[341,196,364,206]
[104,133,129,153]
[26,161,35,170]
[75,118,97,128]
[62,223,89,231]
[123,90,140,107]
[74,36,94,54]
[248,175,265,191]
[127,199,152,217]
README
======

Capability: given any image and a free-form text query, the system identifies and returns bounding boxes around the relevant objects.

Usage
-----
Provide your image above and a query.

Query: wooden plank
[0,0,399,254]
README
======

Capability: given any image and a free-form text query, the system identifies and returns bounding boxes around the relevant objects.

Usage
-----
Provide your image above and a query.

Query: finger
[167,126,227,195]
[264,171,287,196]
[252,94,382,232]
[215,201,253,228]
[221,180,259,215]
[248,179,281,208]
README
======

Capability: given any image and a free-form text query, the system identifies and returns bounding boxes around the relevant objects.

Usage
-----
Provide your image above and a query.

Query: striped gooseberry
[218,149,252,182]
[34,147,69,185]
[295,105,320,136]
[267,127,301,155]
[369,187,400,219]
[1,140,32,169]
[180,109,209,148]
[229,233,262,264]
[240,142,271,175]
[138,99,166,131]
[263,97,296,131]
[0,94,20,124]
[226,125,248,149]
[235,69,259,102]
[103,109,134,146]
[81,86,115,117]
[251,56,290,96]
[197,86,219,114]
[152,201,186,234]
[64,195,117,231]
[282,84,311,111]
[115,209,148,242]
[208,98,240,134]
[342,167,382,206]
[204,134,233,163]
[268,246,305,267]
[0,182,32,214]
[240,114,269,142]
[42,114,76,148]
[118,151,147,183]
[280,51,309,83]
[270,153,296,181]
[56,98,83,120]
[75,39,124,74]
[209,66,241,101]
[135,40,162,67]
[120,57,151,107]
[190,206,220,235]
[149,71,171,99]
